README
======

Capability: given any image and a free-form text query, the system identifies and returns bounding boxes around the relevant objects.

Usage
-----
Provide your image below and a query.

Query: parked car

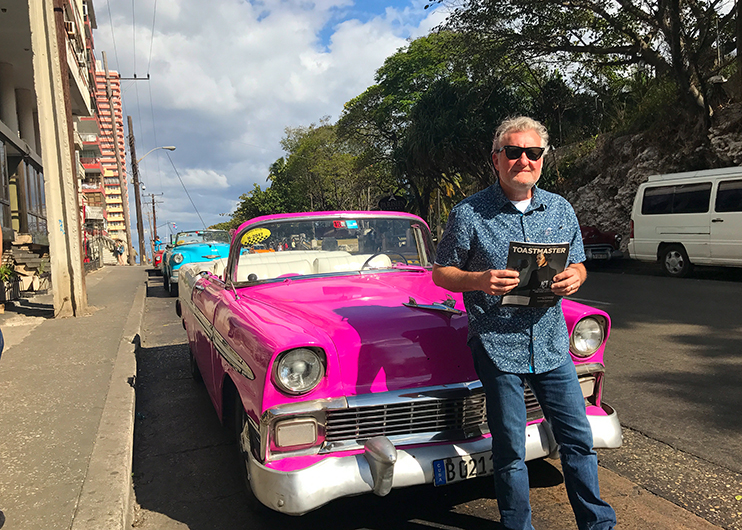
[628,166,742,277]
[580,225,623,261]
[175,211,622,515]
[153,249,165,273]
[163,229,230,296]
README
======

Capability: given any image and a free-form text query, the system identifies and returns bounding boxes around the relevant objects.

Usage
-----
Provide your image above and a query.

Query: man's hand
[551,263,587,296]
[478,269,520,296]
[433,264,519,295]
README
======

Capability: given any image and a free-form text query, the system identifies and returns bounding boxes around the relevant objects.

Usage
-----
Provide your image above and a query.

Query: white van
[628,166,742,277]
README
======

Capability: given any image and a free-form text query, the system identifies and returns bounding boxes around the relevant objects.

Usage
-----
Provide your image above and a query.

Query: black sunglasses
[498,146,546,161]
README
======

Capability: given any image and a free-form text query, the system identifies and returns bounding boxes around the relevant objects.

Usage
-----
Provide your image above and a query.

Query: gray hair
[491,116,550,155]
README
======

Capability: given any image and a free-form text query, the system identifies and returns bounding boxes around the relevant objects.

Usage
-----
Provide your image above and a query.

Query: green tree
[431,0,739,131]
[218,121,390,229]
[278,121,373,211]
[339,31,528,217]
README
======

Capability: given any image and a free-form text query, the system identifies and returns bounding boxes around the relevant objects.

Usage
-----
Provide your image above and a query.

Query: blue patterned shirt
[435,182,585,374]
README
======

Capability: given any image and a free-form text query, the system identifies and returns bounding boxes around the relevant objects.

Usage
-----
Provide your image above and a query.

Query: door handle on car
[711,218,724,223]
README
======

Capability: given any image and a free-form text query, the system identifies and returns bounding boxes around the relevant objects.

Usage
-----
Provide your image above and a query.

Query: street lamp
[127,120,176,265]
[137,146,176,164]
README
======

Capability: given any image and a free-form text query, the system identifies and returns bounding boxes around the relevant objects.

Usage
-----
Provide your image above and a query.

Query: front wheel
[233,393,264,512]
[168,278,179,297]
[661,245,692,277]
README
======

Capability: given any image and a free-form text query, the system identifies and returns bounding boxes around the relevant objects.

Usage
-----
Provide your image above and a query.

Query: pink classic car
[175,211,622,515]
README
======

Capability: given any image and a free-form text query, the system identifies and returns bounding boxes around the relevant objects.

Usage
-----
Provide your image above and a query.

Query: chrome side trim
[191,304,212,340]
[183,283,255,382]
[213,329,255,380]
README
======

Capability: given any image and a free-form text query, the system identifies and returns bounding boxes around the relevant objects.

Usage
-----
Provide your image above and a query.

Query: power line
[165,153,206,228]
[105,1,121,70]
[147,82,164,193]
[147,0,158,75]
[131,0,136,75]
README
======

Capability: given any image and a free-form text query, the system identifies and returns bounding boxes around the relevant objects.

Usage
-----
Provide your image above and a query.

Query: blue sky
[94,0,445,248]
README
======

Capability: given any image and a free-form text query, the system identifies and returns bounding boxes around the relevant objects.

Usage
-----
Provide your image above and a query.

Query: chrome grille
[325,387,544,443]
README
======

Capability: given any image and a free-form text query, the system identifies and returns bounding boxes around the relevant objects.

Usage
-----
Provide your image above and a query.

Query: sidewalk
[0,266,148,530]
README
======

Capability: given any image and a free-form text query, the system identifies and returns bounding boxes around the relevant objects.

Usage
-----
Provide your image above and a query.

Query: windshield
[232,215,435,283]
[174,230,230,245]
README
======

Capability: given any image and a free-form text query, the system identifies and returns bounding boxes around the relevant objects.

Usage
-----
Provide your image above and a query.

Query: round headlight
[173,253,184,264]
[570,317,605,358]
[274,348,325,395]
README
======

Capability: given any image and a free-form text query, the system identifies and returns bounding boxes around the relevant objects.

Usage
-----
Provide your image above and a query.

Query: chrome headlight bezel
[570,316,606,358]
[272,348,326,395]
[172,253,184,264]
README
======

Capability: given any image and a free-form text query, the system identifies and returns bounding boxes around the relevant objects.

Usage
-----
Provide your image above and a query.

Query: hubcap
[666,251,683,274]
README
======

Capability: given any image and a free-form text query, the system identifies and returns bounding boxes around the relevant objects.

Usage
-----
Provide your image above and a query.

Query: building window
[24,162,47,234]
[87,192,104,207]
[0,143,11,230]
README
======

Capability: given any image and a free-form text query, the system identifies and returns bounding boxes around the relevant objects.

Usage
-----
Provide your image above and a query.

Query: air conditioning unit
[65,20,75,37]
[77,51,86,66]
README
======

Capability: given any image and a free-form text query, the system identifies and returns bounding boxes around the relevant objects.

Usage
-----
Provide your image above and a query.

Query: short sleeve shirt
[435,182,586,374]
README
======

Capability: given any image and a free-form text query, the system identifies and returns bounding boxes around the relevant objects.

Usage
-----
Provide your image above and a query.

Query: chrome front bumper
[247,403,622,515]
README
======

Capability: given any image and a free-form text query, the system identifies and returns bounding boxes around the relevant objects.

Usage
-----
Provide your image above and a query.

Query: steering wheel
[361,252,409,270]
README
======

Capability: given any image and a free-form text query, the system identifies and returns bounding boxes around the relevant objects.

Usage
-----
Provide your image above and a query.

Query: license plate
[591,252,608,260]
[433,451,494,486]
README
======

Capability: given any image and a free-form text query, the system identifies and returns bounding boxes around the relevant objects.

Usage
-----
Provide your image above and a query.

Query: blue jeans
[471,340,616,530]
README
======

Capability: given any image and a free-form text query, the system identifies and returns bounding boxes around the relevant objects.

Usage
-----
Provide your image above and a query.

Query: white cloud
[95,0,444,236]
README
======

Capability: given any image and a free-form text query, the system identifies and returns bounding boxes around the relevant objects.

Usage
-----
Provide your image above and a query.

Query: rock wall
[560,102,742,251]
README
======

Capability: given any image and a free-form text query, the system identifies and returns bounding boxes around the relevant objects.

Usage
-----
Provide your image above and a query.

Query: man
[432,116,616,530]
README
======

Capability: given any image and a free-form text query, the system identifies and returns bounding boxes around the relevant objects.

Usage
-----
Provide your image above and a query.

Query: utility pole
[148,193,163,258]
[102,52,135,265]
[127,116,147,264]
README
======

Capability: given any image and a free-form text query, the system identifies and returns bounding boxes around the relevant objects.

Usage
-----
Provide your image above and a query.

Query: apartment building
[0,0,118,315]
[93,65,129,248]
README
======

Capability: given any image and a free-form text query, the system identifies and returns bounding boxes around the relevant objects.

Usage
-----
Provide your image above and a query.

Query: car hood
[244,272,472,395]
[173,243,230,260]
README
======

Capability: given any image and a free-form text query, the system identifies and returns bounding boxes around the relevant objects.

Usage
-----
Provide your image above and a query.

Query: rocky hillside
[556,102,742,251]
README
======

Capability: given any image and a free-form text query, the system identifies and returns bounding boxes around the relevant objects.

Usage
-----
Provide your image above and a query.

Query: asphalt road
[577,259,742,529]
[130,264,740,530]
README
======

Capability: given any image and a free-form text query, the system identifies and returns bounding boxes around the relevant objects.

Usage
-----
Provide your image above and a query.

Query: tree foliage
[431,0,739,129]
[216,121,397,229]
[217,2,737,229]
[339,32,533,218]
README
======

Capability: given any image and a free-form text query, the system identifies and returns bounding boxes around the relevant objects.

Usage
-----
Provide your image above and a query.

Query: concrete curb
[70,280,146,530]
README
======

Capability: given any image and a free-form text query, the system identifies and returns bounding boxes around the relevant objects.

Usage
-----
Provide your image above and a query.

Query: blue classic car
[163,229,231,296]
